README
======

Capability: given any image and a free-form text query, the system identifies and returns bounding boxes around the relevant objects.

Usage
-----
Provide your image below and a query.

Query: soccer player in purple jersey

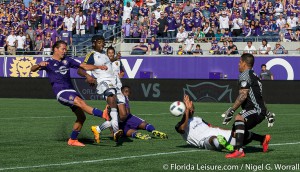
[31,40,108,147]
[93,86,168,141]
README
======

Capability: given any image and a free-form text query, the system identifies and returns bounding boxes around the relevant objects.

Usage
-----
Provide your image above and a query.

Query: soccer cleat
[152,130,168,139]
[225,150,245,158]
[102,105,111,121]
[135,133,152,140]
[217,135,234,151]
[262,134,271,152]
[113,130,123,142]
[67,139,85,147]
[91,126,101,143]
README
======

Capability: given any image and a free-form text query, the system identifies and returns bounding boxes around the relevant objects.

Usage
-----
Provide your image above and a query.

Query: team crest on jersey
[69,95,74,101]
[62,60,68,65]
[183,82,233,103]
[9,57,40,77]
[115,61,119,66]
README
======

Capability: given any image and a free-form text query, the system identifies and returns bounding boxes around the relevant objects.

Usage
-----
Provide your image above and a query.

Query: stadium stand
[0,0,299,56]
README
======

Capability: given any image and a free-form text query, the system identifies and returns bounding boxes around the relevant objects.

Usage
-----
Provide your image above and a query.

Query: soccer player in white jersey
[175,95,235,151]
[77,35,125,142]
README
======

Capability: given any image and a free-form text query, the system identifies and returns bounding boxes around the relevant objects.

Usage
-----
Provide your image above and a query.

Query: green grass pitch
[0,98,299,172]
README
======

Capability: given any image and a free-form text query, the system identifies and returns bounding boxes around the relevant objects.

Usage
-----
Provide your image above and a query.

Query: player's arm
[31,61,49,72]
[176,95,192,134]
[232,88,249,111]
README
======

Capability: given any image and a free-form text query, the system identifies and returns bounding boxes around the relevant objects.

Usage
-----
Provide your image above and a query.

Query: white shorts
[199,128,234,150]
[97,78,125,104]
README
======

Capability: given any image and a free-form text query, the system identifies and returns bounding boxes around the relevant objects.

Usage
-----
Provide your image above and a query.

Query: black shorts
[239,109,265,130]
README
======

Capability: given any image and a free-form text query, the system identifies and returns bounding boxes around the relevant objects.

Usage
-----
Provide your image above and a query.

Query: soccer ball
[169,101,186,117]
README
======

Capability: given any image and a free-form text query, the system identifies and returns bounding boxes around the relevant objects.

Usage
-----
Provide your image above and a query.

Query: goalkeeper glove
[222,107,235,125]
[266,111,275,127]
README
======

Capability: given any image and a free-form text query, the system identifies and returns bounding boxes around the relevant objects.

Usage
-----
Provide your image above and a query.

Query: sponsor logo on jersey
[55,66,69,75]
[9,57,40,77]
[62,60,68,65]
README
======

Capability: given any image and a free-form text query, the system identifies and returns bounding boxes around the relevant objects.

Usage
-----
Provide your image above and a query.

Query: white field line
[0,142,300,171]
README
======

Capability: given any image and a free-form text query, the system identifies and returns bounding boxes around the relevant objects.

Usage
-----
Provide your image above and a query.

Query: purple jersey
[184,18,193,32]
[18,10,28,20]
[167,16,176,31]
[52,16,63,28]
[95,12,102,23]
[165,6,173,14]
[87,14,95,27]
[148,40,160,51]
[284,32,292,40]
[150,25,158,35]
[40,57,81,95]
[246,9,255,21]
[109,14,118,25]
[140,7,149,17]
[50,29,58,43]
[60,30,71,44]
[193,16,202,28]
[227,0,234,8]
[131,25,140,37]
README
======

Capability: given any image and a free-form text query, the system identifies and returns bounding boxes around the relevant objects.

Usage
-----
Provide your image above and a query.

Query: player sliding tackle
[92,86,168,142]
[31,40,108,147]
[221,53,275,158]
[175,95,235,151]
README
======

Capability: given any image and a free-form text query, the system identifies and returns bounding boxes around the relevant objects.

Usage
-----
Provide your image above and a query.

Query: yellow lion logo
[10,57,40,77]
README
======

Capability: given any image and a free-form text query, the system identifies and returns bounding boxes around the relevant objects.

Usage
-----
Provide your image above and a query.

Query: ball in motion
[170,101,186,117]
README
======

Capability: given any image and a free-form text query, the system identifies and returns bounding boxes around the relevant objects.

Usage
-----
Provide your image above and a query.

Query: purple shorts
[120,114,144,135]
[56,89,81,108]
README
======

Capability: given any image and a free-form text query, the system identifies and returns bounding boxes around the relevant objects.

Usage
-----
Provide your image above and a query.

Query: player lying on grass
[176,95,271,152]
[31,40,108,147]
[91,85,168,142]
[175,95,235,151]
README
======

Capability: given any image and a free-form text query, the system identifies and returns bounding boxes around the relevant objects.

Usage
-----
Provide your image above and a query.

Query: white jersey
[181,117,232,148]
[84,51,114,81]
[111,59,124,90]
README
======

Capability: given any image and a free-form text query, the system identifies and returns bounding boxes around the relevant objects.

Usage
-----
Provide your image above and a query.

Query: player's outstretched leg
[73,96,104,118]
[217,135,234,151]
[262,134,271,152]
[139,122,168,139]
[127,130,151,140]
[68,108,86,147]
[226,119,246,158]
[91,121,112,143]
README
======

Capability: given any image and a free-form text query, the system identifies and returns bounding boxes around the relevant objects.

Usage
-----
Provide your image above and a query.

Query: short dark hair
[92,35,105,43]
[121,85,130,91]
[241,53,255,68]
[52,40,67,52]
[106,46,115,54]
[261,64,266,68]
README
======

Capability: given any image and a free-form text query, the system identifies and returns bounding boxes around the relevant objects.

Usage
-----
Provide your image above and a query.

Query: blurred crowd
[0,0,299,55]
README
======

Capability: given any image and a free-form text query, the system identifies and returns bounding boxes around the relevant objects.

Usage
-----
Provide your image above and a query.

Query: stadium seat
[79,37,87,42]
[235,37,244,42]
[72,34,79,38]
[272,36,280,42]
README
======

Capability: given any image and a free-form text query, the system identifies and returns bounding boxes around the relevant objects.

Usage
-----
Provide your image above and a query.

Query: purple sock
[70,130,80,140]
[145,124,155,132]
[131,131,137,138]
[93,108,103,118]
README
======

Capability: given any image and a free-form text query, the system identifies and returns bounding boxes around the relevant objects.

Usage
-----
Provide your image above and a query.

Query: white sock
[110,108,119,133]
[99,121,112,132]
[213,138,221,150]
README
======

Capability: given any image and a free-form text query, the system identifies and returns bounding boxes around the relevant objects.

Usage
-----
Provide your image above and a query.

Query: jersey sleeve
[119,61,125,73]
[83,52,95,65]
[68,58,81,69]
[239,71,251,89]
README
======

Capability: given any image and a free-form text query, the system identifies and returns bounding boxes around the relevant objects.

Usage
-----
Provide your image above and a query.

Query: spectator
[123,2,132,22]
[75,11,86,35]
[227,41,239,55]
[220,41,228,54]
[25,26,35,43]
[86,10,96,34]
[287,14,298,31]
[221,29,232,42]
[205,28,215,42]
[192,44,203,55]
[231,11,243,37]
[35,35,43,55]
[24,36,32,55]
[102,10,110,32]
[276,14,286,29]
[176,27,187,43]
[145,0,156,9]
[162,41,173,55]
[217,11,230,32]
[243,41,257,54]
[260,64,274,80]
[183,0,193,13]
[183,33,194,54]
[131,40,148,55]
[148,35,161,55]
[43,32,52,55]
[157,11,167,38]
[139,3,150,22]
[16,32,26,55]
[259,39,271,55]
[149,19,159,37]
[215,29,223,41]
[166,12,176,42]
[274,0,283,16]
[122,18,132,43]
[177,45,185,55]
[63,13,75,36]
[6,31,17,55]
[60,26,72,45]
[94,8,102,33]
[284,28,297,42]
[273,42,288,54]
[209,40,220,55]
[130,22,141,43]
[0,30,6,55]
